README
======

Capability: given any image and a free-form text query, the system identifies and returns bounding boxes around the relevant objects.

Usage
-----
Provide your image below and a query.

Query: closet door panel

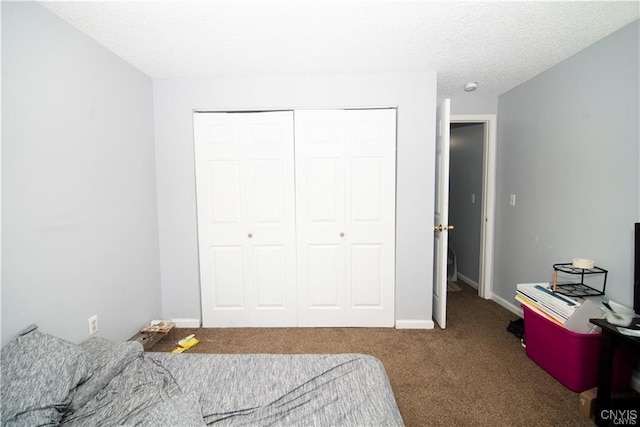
[296,109,396,327]
[295,111,344,326]
[344,109,397,326]
[195,111,296,327]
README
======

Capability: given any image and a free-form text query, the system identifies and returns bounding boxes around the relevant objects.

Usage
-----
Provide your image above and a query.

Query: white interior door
[433,99,451,329]
[295,109,396,327]
[194,111,297,327]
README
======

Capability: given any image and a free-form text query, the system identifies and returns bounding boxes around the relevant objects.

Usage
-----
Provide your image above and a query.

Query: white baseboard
[491,294,523,317]
[172,318,436,329]
[395,319,435,329]
[171,318,201,328]
[457,273,478,289]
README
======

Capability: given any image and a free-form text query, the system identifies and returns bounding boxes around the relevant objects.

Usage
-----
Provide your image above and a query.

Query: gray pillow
[0,324,91,426]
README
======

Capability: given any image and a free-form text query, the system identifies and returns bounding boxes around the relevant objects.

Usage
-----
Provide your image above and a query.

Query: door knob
[339,232,345,237]
[434,224,454,232]
[248,232,253,238]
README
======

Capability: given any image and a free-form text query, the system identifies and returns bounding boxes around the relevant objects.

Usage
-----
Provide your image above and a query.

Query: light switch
[509,194,516,207]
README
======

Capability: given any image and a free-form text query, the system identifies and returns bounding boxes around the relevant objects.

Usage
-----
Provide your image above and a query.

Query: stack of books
[516,283,581,326]
[516,282,603,334]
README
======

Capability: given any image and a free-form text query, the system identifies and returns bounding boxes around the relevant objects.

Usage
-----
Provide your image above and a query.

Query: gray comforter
[1,325,404,426]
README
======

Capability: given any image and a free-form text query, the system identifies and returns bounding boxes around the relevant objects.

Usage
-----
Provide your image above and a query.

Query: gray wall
[494,20,639,309]
[153,72,437,326]
[1,2,161,345]
[448,96,498,115]
[449,123,484,284]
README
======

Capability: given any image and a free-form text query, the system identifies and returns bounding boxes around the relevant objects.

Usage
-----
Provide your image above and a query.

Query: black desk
[589,318,640,426]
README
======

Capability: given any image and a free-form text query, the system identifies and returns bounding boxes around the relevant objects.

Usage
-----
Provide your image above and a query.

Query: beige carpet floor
[151,282,594,426]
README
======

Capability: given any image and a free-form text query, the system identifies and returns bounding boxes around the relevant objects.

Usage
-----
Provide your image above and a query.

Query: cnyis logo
[600,409,638,426]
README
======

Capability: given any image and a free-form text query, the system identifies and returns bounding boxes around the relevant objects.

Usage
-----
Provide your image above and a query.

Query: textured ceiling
[40,1,639,98]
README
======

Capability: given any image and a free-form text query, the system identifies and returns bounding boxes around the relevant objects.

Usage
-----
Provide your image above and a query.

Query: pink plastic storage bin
[522,305,601,392]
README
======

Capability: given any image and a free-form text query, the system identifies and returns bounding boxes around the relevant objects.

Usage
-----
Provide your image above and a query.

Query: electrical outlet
[88,315,99,335]
[509,194,516,207]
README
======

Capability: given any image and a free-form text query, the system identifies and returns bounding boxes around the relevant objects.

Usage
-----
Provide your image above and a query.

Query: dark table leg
[595,329,615,427]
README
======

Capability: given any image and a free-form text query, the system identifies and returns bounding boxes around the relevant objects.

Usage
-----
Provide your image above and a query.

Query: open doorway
[449,115,496,301]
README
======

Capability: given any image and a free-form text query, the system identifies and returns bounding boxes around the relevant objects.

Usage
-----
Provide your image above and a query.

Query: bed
[0,325,404,426]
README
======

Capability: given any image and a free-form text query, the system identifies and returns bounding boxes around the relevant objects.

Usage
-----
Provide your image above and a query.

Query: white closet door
[295,109,396,327]
[194,111,297,327]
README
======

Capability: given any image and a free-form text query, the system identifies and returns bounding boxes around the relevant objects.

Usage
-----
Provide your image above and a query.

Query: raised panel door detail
[207,124,235,145]
[250,123,282,144]
[210,246,244,308]
[250,159,284,224]
[307,244,343,307]
[307,158,340,223]
[209,161,241,224]
[350,244,383,307]
[307,121,338,144]
[350,157,382,222]
[350,121,382,145]
[254,245,286,308]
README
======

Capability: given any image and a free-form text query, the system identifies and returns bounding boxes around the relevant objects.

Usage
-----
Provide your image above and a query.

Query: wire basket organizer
[551,263,607,298]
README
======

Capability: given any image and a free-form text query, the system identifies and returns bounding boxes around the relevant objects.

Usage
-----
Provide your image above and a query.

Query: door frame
[449,114,496,300]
